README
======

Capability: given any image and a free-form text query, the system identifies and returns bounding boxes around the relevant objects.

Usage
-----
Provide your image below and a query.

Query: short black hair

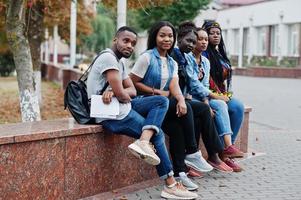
[196,27,206,32]
[147,21,177,54]
[115,26,137,37]
[177,21,198,41]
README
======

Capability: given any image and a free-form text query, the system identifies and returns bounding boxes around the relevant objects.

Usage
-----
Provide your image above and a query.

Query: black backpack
[64,52,109,124]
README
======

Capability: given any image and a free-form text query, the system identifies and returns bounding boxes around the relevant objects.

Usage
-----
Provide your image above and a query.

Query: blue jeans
[101,95,174,179]
[209,97,244,144]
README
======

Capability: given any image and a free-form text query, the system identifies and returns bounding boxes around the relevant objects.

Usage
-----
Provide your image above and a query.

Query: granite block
[0,138,65,200]
[64,132,156,199]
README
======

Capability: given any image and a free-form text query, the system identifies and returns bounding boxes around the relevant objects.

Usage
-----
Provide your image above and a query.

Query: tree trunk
[27,1,44,104]
[6,0,41,122]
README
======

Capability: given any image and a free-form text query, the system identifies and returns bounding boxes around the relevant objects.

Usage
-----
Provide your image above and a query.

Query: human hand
[210,107,215,117]
[185,94,192,100]
[176,99,187,117]
[157,89,170,97]
[218,95,230,102]
[102,90,114,104]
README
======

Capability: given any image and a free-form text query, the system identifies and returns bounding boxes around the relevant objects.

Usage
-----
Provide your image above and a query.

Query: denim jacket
[173,48,210,101]
[172,49,210,101]
[141,48,175,91]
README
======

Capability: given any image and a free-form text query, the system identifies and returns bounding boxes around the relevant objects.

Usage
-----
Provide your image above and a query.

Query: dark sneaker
[224,158,243,172]
[223,145,244,158]
[207,160,233,173]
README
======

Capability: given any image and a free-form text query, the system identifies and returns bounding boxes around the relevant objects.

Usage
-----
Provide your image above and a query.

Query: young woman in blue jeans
[199,21,245,171]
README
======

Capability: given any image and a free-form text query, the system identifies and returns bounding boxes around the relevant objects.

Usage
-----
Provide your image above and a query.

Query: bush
[0,52,15,77]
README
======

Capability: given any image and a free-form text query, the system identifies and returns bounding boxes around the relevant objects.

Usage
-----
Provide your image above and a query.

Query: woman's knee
[157,95,169,108]
[229,98,244,114]
[211,100,228,110]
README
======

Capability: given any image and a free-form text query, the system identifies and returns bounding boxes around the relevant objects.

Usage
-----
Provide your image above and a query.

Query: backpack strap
[99,82,109,95]
[79,49,117,82]
[80,49,117,95]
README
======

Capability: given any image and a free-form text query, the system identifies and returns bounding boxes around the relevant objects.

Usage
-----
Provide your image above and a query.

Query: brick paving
[110,76,301,200]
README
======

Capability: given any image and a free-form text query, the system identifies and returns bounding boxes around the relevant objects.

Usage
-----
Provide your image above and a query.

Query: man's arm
[123,77,137,97]
[105,69,132,103]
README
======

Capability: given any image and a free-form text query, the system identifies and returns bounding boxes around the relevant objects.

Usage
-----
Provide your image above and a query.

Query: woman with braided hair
[201,21,245,171]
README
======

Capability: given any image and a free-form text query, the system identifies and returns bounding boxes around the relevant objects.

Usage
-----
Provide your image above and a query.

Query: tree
[6,0,41,121]
[81,14,114,53]
[81,4,115,54]
[102,0,174,9]
[131,0,210,30]
[0,0,92,122]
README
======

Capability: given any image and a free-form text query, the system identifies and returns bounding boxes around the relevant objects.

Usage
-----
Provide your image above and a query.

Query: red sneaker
[187,167,204,178]
[207,160,233,173]
[223,145,244,158]
[224,158,243,172]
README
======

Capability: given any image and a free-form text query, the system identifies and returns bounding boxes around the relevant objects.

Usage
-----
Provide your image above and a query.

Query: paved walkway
[113,76,301,200]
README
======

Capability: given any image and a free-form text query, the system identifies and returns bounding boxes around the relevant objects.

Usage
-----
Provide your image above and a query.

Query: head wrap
[202,20,221,31]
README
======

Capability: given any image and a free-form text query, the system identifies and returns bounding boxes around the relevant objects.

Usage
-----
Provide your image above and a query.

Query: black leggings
[163,98,223,175]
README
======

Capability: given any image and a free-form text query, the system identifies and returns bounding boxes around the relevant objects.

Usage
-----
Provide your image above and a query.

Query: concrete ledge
[235,106,252,153]
[41,62,82,89]
[0,118,156,199]
[233,67,301,78]
[0,113,251,199]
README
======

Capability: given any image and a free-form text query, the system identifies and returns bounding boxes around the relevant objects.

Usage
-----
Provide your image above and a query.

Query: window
[287,24,300,56]
[243,28,250,55]
[222,29,229,54]
[257,26,267,55]
[270,25,279,56]
[233,29,239,55]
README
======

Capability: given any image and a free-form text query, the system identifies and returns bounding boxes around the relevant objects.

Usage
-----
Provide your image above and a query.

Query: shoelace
[175,182,187,191]
[148,142,156,153]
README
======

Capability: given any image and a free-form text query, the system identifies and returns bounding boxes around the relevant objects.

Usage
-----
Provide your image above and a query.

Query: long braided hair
[202,20,232,92]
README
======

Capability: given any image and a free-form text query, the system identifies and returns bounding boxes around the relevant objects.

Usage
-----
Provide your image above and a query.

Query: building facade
[194,0,301,67]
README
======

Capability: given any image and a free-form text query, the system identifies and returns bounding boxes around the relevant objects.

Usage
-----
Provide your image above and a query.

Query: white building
[194,0,301,67]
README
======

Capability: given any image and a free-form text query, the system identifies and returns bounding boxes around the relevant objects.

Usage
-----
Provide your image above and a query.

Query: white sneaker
[185,151,213,172]
[161,182,198,199]
[176,172,198,191]
[128,140,160,165]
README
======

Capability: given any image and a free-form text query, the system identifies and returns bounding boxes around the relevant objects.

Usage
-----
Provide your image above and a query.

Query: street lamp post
[70,0,77,68]
[117,0,127,29]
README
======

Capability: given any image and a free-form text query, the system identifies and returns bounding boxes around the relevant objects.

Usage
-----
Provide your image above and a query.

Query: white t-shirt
[131,53,178,90]
[87,49,131,123]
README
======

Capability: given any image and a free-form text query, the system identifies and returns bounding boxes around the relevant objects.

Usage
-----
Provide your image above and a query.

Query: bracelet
[174,93,184,98]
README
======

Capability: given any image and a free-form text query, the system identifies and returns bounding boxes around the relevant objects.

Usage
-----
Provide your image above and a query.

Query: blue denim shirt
[141,48,175,91]
[185,52,211,101]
